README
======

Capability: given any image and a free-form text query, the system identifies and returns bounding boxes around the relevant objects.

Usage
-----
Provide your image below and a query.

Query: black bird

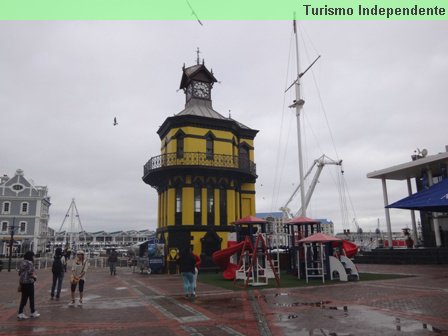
[113,117,118,126]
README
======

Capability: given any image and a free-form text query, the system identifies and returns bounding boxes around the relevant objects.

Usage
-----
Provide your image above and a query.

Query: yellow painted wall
[155,121,258,259]
[161,127,237,156]
[183,187,194,224]
[241,197,252,217]
[166,188,175,225]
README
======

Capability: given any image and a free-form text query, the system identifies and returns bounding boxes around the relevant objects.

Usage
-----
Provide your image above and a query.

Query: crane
[280,154,342,218]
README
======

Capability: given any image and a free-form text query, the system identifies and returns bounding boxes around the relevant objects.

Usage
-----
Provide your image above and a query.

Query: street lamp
[7,217,17,272]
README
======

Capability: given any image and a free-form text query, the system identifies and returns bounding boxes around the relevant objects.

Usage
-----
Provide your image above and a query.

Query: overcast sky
[1,20,447,234]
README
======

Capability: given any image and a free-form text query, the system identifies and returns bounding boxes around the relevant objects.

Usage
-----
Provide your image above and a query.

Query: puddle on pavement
[276,303,446,334]
[295,329,352,336]
[274,300,334,308]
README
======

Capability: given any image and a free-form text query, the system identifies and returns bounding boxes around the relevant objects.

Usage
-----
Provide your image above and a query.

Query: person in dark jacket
[178,247,196,299]
[17,251,40,320]
[108,249,118,275]
[50,247,66,300]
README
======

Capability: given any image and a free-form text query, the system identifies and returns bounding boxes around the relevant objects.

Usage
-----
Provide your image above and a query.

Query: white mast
[291,14,306,217]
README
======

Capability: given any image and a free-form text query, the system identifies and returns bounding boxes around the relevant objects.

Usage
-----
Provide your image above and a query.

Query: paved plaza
[1,263,448,335]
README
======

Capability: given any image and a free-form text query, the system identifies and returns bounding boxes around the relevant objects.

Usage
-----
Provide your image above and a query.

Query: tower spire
[196,47,201,65]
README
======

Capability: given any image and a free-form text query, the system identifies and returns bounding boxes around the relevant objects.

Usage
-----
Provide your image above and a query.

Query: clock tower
[180,60,216,104]
[143,57,258,271]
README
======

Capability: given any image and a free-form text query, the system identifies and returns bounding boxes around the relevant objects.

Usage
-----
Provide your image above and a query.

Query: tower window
[176,134,184,159]
[239,144,250,170]
[194,186,202,226]
[175,187,182,226]
[220,188,227,226]
[207,187,214,225]
[206,134,214,160]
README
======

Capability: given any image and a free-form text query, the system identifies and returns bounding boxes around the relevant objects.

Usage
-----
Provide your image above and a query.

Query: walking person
[108,249,118,275]
[192,253,201,297]
[17,251,40,320]
[62,247,69,272]
[50,247,66,300]
[69,251,88,307]
[178,247,196,299]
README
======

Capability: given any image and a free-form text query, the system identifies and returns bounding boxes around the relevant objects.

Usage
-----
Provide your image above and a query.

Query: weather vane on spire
[196,47,201,65]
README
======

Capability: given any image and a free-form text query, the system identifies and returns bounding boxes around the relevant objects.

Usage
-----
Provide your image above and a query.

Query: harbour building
[142,59,259,269]
[0,169,51,256]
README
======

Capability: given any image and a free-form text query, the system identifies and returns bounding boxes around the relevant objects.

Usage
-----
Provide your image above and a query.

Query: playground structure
[212,216,281,287]
[212,215,359,285]
[298,232,359,283]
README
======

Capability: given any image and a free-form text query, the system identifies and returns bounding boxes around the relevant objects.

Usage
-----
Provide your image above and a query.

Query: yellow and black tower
[142,59,258,269]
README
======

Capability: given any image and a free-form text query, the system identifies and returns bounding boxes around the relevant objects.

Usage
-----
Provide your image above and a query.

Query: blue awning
[386,178,448,212]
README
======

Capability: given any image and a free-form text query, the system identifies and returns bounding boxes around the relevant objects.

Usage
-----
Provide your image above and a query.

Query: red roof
[232,215,267,225]
[298,232,341,243]
[285,216,320,225]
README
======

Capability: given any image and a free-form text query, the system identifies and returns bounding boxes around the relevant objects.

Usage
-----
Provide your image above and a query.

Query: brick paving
[1,263,448,335]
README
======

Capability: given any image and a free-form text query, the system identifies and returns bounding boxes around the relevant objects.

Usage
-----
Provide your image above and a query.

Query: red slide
[212,241,246,280]
[341,240,358,258]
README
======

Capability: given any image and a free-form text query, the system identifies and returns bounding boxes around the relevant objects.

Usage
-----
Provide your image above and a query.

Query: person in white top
[69,251,88,306]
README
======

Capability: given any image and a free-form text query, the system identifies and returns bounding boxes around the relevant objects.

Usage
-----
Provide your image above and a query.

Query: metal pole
[293,15,307,217]
[7,217,15,272]
[406,178,418,244]
[381,178,393,248]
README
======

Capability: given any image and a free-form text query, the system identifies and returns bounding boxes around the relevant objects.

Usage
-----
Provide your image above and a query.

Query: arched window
[239,143,250,170]
[176,132,184,159]
[206,133,214,160]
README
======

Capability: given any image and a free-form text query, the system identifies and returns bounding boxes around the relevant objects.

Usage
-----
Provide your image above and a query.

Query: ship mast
[290,15,306,217]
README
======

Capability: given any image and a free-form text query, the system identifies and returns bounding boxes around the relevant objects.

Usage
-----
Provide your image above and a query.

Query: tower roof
[179,63,217,90]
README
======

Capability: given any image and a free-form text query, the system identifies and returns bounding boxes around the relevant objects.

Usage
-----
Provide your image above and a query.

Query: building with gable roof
[0,169,51,256]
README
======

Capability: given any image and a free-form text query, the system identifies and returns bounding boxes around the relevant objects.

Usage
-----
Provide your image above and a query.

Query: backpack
[19,260,34,284]
[52,256,64,274]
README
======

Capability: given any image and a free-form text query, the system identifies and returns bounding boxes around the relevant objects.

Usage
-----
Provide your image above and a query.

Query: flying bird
[186,0,203,26]
[113,117,118,126]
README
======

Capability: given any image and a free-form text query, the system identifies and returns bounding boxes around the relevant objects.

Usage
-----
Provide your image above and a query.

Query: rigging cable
[270,28,295,212]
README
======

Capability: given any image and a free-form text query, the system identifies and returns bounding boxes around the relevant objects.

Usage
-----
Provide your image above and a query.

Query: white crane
[280,154,342,218]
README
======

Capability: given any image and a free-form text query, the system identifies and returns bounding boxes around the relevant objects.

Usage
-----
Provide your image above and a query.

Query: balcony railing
[143,152,256,177]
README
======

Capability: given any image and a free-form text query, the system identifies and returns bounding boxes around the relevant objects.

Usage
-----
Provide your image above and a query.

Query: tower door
[239,145,249,170]
[200,230,222,269]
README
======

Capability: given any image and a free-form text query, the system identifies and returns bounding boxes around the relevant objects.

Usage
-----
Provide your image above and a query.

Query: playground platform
[1,263,448,335]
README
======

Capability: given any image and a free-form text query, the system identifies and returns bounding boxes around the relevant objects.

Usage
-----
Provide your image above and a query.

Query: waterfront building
[53,229,154,252]
[0,169,51,256]
[142,59,259,268]
[367,146,448,248]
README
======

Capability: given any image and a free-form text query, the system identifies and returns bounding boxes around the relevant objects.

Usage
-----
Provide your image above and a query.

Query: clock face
[192,81,210,98]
